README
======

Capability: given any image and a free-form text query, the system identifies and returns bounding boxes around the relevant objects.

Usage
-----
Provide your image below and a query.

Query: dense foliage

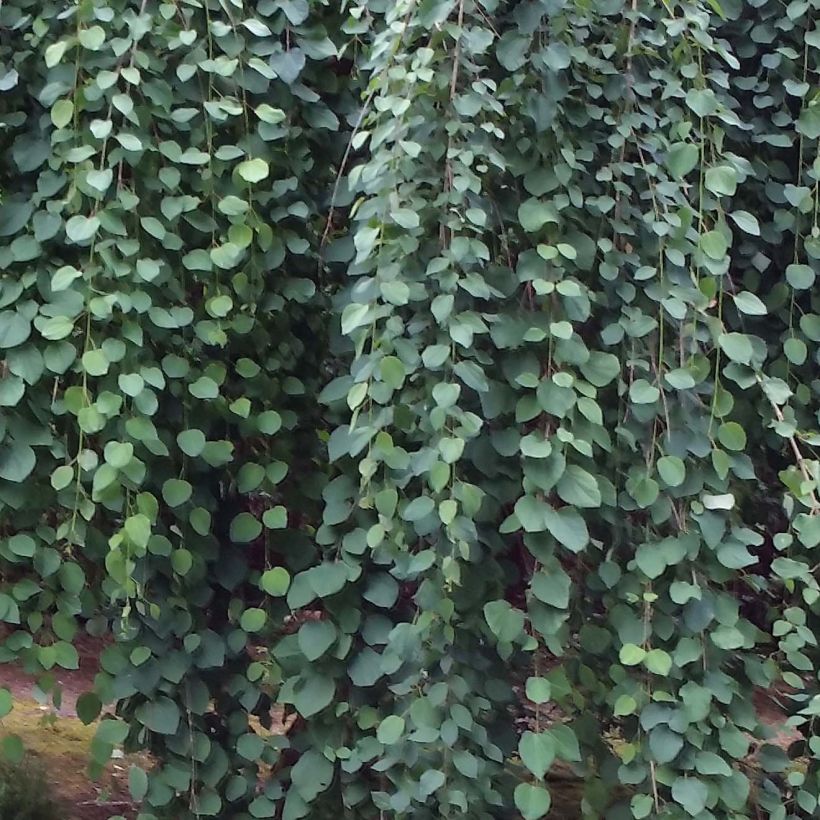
[0,0,819,818]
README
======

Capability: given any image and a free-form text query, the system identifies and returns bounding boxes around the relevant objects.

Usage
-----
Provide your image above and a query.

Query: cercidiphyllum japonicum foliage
[0,0,349,817]
[315,1,524,818]
[0,0,818,819]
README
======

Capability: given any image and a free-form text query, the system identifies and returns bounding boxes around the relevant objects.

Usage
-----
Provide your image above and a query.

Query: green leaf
[704,166,737,196]
[51,265,82,291]
[258,411,283,435]
[672,777,708,816]
[162,479,192,507]
[732,291,767,315]
[453,750,478,778]
[76,693,101,725]
[79,26,106,50]
[695,750,732,777]
[484,600,524,643]
[298,620,336,661]
[432,382,460,408]
[666,142,699,178]
[549,725,581,761]
[580,352,620,386]
[86,168,113,194]
[645,648,672,675]
[45,41,68,68]
[786,263,815,290]
[718,421,746,451]
[177,429,206,457]
[260,568,290,596]
[0,313,31,348]
[391,208,419,229]
[171,549,193,575]
[381,280,410,305]
[519,731,556,780]
[556,466,601,508]
[51,99,74,129]
[532,568,571,609]
[0,376,24,407]
[293,674,335,718]
[543,507,589,552]
[189,376,219,399]
[515,495,548,533]
[206,294,232,318]
[718,332,753,364]
[784,337,807,365]
[629,379,660,404]
[525,677,551,705]
[686,88,718,117]
[230,513,262,543]
[39,317,74,341]
[772,557,809,581]
[379,356,405,389]
[420,769,446,797]
[619,644,646,666]
[237,158,270,183]
[347,381,367,410]
[0,690,11,720]
[255,104,286,124]
[263,506,287,529]
[124,515,151,549]
[237,733,264,760]
[51,465,74,490]
[518,199,556,232]
[377,715,405,745]
[134,699,179,737]
[438,437,466,464]
[650,725,684,764]
[341,302,370,335]
[9,534,35,557]
[402,496,435,522]
[309,563,348,598]
[635,543,667,579]
[243,17,273,36]
[364,573,399,608]
[798,104,820,139]
[657,456,686,487]
[0,444,36,482]
[54,641,79,670]
[129,767,148,802]
[105,441,134,470]
[514,783,551,820]
[82,349,109,377]
[117,133,143,152]
[614,695,637,716]
[65,215,100,243]
[96,719,129,745]
[240,608,267,633]
[729,210,760,235]
[700,230,728,259]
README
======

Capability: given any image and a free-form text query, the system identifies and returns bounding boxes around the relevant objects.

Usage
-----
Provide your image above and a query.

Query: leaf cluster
[0,1,819,819]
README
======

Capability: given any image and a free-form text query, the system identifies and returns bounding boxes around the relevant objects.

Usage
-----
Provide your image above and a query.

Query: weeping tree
[0,1,818,819]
